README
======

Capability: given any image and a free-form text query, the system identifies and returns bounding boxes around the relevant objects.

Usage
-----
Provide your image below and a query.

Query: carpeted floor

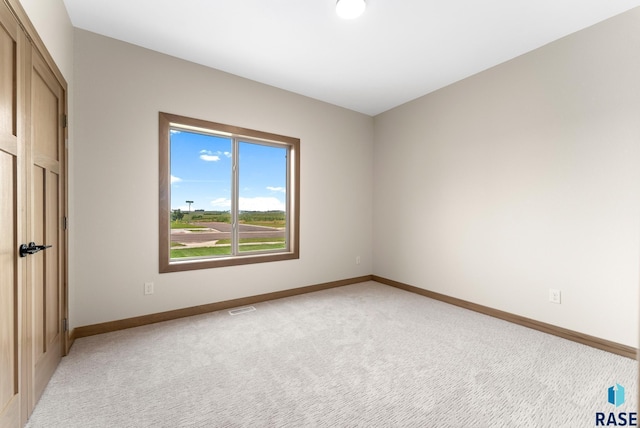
[26,281,637,427]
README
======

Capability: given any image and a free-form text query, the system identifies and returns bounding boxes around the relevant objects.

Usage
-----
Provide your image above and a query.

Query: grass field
[214,237,285,245]
[170,221,206,229]
[170,211,286,258]
[170,243,285,258]
[171,210,285,229]
[238,220,285,228]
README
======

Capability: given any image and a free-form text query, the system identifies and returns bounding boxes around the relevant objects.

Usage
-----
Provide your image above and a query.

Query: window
[159,112,300,273]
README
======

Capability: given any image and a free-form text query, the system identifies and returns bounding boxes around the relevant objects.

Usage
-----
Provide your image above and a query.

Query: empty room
[1,0,638,427]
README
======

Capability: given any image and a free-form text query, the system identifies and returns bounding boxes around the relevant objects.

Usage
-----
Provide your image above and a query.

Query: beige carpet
[26,281,637,427]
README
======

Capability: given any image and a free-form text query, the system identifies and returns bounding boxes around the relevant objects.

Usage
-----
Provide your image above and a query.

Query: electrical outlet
[356,256,361,265]
[144,282,154,295]
[549,288,561,304]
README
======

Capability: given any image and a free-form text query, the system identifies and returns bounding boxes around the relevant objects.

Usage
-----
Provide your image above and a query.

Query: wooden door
[28,49,66,407]
[0,4,25,428]
[0,1,67,426]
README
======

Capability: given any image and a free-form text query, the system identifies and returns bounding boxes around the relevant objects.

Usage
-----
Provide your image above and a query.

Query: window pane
[159,112,299,273]
[170,129,232,259]
[238,141,287,253]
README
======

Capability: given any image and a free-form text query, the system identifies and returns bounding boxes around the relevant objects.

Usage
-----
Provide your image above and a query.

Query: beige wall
[71,29,374,328]
[23,0,639,348]
[19,0,73,80]
[373,8,640,347]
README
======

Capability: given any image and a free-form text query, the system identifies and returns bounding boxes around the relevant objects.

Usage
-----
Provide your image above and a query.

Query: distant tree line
[171,210,285,223]
[239,211,285,222]
[171,209,184,221]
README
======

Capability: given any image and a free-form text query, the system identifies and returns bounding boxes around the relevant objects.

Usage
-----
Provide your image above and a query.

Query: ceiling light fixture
[336,0,366,19]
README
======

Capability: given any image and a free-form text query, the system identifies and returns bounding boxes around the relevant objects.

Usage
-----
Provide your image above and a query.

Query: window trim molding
[159,112,300,273]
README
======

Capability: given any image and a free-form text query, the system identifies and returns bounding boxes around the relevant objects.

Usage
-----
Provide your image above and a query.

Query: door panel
[0,11,16,141]
[46,173,60,347]
[0,5,21,428]
[30,52,64,405]
[32,72,58,162]
[0,151,19,428]
[32,165,44,358]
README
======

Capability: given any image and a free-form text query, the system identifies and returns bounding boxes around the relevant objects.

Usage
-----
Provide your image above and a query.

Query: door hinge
[62,114,68,128]
[63,216,68,230]
[63,318,68,332]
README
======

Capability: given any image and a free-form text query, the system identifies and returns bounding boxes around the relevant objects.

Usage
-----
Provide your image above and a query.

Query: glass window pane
[238,141,287,253]
[160,112,299,272]
[170,129,232,258]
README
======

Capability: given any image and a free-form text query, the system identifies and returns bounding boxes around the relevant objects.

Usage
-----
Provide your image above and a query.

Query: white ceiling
[62,0,639,116]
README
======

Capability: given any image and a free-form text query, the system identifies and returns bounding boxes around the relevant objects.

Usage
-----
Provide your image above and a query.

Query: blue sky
[170,129,287,212]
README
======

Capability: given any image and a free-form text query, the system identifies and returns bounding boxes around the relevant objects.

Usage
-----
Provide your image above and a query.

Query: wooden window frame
[159,112,300,273]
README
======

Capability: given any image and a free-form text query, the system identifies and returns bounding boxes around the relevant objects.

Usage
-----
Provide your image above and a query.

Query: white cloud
[171,175,182,184]
[199,151,220,162]
[210,198,231,209]
[239,197,285,211]
[199,150,230,162]
[266,186,286,193]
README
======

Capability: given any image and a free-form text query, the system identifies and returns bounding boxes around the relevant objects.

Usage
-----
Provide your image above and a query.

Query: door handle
[19,242,52,257]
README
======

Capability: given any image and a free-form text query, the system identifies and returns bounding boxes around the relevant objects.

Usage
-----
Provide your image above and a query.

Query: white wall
[71,29,373,328]
[373,8,640,347]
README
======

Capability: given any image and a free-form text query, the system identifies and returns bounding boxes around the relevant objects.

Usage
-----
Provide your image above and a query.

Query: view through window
[159,113,299,272]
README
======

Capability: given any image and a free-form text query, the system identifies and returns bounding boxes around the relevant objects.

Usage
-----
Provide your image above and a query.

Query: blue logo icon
[608,384,625,408]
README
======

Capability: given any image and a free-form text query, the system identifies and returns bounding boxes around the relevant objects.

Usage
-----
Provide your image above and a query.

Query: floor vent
[228,306,256,316]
